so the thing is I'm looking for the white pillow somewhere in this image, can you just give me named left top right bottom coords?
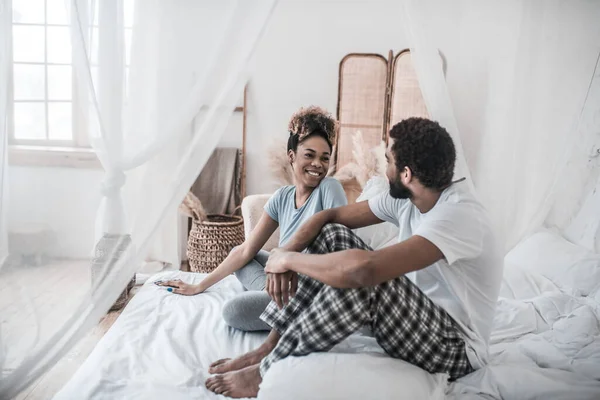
left=258, top=352, right=448, bottom=400
left=353, top=176, right=399, bottom=250
left=504, top=229, right=600, bottom=296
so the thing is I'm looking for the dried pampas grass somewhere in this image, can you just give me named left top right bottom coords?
left=179, top=191, right=207, bottom=221
left=267, top=138, right=294, bottom=186
left=334, top=131, right=387, bottom=188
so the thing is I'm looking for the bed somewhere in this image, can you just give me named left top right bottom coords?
left=53, top=258, right=600, bottom=400
left=54, top=191, right=600, bottom=400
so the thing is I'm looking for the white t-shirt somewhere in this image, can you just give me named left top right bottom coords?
left=368, top=181, right=502, bottom=369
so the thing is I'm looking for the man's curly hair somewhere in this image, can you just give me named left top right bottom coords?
left=389, top=117, right=456, bottom=190
left=287, top=106, right=338, bottom=152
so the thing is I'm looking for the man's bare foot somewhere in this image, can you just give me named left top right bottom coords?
left=209, top=330, right=279, bottom=374
left=206, top=364, right=262, bottom=398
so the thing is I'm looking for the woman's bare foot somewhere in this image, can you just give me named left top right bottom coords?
left=208, top=329, right=280, bottom=374
left=206, top=364, right=262, bottom=398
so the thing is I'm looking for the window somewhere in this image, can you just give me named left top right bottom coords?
left=9, top=0, right=134, bottom=150
left=11, top=0, right=78, bottom=146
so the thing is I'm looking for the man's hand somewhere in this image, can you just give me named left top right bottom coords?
left=265, top=247, right=291, bottom=274
left=266, top=248, right=298, bottom=308
left=155, top=279, right=203, bottom=296
left=266, top=271, right=298, bottom=309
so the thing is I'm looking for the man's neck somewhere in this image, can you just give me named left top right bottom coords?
left=410, top=188, right=443, bottom=214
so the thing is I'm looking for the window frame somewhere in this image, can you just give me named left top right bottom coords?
left=9, top=6, right=88, bottom=149
left=7, top=0, right=134, bottom=168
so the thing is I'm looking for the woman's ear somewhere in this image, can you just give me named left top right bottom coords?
left=288, top=149, right=295, bottom=164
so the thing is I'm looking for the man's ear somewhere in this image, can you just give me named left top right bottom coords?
left=403, top=166, right=413, bottom=182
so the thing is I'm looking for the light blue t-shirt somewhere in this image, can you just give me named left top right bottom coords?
left=264, top=177, right=347, bottom=246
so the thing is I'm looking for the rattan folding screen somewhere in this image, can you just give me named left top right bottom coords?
left=336, top=50, right=431, bottom=173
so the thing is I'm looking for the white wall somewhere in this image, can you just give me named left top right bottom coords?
left=9, top=0, right=599, bottom=258
left=8, top=1, right=404, bottom=257
left=246, top=0, right=405, bottom=195
left=8, top=119, right=243, bottom=259
left=8, top=166, right=104, bottom=259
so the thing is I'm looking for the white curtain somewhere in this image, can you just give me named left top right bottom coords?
left=0, top=0, right=277, bottom=398
left=403, top=0, right=600, bottom=253
left=0, top=0, right=9, bottom=268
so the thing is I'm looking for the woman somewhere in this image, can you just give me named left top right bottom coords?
left=156, top=106, right=347, bottom=331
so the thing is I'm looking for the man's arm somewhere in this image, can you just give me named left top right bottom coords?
left=270, top=235, right=443, bottom=288
left=283, top=201, right=383, bottom=252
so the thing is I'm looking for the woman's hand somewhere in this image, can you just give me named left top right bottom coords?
left=266, top=248, right=298, bottom=309
left=155, top=279, right=203, bottom=296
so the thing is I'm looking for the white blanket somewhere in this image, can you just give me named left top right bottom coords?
left=447, top=267, right=600, bottom=400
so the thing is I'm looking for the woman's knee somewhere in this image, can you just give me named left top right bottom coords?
left=222, top=297, right=245, bottom=328
left=222, top=293, right=272, bottom=331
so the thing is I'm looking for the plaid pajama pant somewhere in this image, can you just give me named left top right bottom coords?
left=259, top=223, right=473, bottom=381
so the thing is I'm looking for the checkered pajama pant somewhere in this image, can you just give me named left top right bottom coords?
left=259, top=223, right=473, bottom=381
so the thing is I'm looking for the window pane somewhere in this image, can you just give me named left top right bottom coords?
left=12, top=0, right=45, bottom=24
left=48, top=102, right=72, bottom=140
left=47, top=26, right=71, bottom=63
left=14, top=102, right=46, bottom=140
left=13, top=64, right=45, bottom=100
left=48, top=65, right=72, bottom=100
left=13, top=26, right=45, bottom=63
left=47, top=0, right=70, bottom=25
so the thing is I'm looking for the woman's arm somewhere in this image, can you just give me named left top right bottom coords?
left=161, top=211, right=278, bottom=295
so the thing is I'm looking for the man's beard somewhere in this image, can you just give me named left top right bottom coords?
left=389, top=178, right=412, bottom=199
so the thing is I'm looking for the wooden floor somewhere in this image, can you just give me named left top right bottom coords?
left=0, top=258, right=133, bottom=400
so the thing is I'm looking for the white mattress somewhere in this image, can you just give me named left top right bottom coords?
left=55, top=268, right=600, bottom=400
left=54, top=271, right=269, bottom=400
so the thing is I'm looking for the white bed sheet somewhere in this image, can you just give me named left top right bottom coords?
left=54, top=271, right=269, bottom=400
left=55, top=266, right=600, bottom=400
left=54, top=271, right=420, bottom=400
left=447, top=267, right=600, bottom=400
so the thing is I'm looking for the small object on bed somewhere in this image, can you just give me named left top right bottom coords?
left=181, top=191, right=244, bottom=273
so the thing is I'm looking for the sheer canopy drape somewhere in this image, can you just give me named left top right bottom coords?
left=0, top=1, right=277, bottom=398
left=0, top=0, right=9, bottom=268
left=403, top=0, right=600, bottom=252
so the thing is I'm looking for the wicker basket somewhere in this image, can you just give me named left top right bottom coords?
left=181, top=192, right=244, bottom=273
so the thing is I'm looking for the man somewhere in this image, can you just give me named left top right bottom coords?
left=206, top=117, right=502, bottom=398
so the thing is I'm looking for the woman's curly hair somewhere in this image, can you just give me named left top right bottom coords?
left=287, top=106, right=338, bottom=152
left=389, top=117, right=456, bottom=190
